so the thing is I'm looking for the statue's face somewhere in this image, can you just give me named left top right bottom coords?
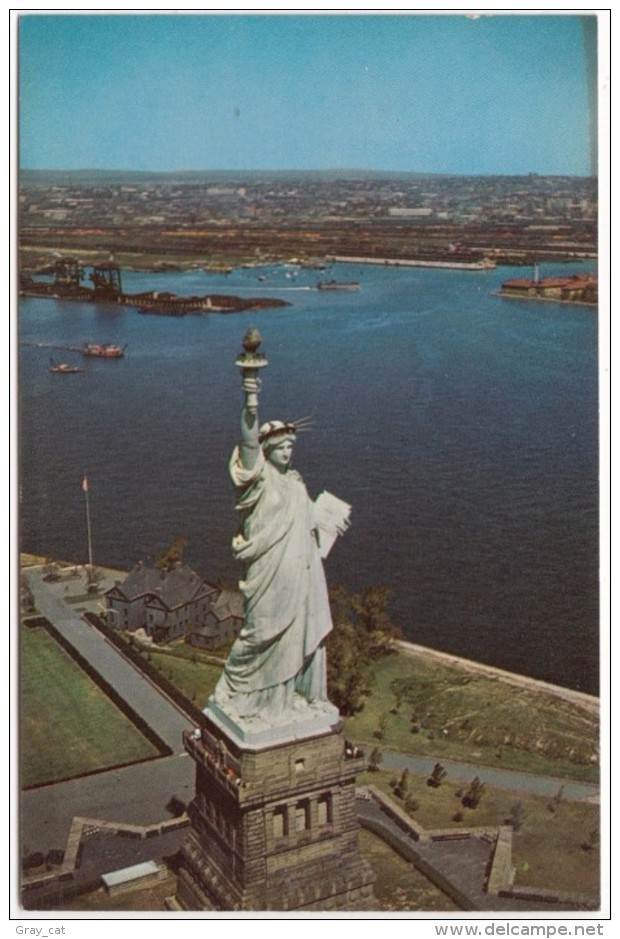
left=266, top=437, right=294, bottom=471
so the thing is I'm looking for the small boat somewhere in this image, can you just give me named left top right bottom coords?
left=82, top=342, right=126, bottom=358
left=50, top=358, right=84, bottom=374
left=317, top=280, right=360, bottom=291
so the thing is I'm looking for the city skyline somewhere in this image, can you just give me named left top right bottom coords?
left=17, top=12, right=599, bottom=177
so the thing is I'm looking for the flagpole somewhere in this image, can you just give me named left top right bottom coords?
left=83, top=473, right=93, bottom=572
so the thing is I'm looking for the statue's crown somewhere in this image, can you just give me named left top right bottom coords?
left=258, top=420, right=297, bottom=444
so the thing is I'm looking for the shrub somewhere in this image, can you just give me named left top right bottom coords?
left=462, top=776, right=485, bottom=809
left=426, top=762, right=447, bottom=788
left=394, top=769, right=410, bottom=799
left=505, top=802, right=527, bottom=832
left=404, top=795, right=420, bottom=814
left=22, top=852, right=45, bottom=871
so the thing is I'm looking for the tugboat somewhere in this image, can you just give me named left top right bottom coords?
left=82, top=343, right=126, bottom=358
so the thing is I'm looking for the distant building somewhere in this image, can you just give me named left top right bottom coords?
left=387, top=207, right=433, bottom=218
left=500, top=272, right=597, bottom=304
left=104, top=561, right=244, bottom=648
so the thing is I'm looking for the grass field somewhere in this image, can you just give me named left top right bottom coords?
left=143, top=647, right=222, bottom=709
left=344, top=652, right=599, bottom=784
left=360, top=767, right=599, bottom=897
left=20, top=625, right=160, bottom=787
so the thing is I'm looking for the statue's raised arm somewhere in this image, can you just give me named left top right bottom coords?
left=236, top=327, right=266, bottom=471
left=239, top=377, right=260, bottom=471
left=235, top=329, right=267, bottom=470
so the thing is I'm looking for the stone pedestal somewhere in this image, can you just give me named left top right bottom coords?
left=175, top=709, right=375, bottom=911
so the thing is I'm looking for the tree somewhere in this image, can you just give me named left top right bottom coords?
left=351, top=585, right=402, bottom=656
left=166, top=796, right=186, bottom=818
left=404, top=794, right=420, bottom=815
left=368, top=747, right=383, bottom=772
left=581, top=827, right=599, bottom=852
left=22, top=852, right=45, bottom=871
left=326, top=584, right=401, bottom=715
left=42, top=558, right=60, bottom=582
left=86, top=566, right=102, bottom=593
left=20, top=574, right=35, bottom=614
left=462, top=776, right=485, bottom=809
left=45, top=848, right=65, bottom=869
left=326, top=614, right=373, bottom=715
left=427, top=762, right=447, bottom=788
left=155, top=536, right=188, bottom=572
left=394, top=769, right=410, bottom=799
left=505, top=802, right=527, bottom=832
left=373, top=712, right=388, bottom=740
left=391, top=687, right=404, bottom=714
left=547, top=784, right=565, bottom=814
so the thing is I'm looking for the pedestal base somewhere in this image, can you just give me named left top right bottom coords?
left=175, top=711, right=375, bottom=911
left=205, top=696, right=341, bottom=749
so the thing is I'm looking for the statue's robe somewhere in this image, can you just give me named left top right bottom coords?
left=212, top=447, right=332, bottom=720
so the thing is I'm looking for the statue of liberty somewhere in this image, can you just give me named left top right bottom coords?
left=211, top=330, right=350, bottom=726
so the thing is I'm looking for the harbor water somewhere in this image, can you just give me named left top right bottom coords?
left=18, top=261, right=600, bottom=693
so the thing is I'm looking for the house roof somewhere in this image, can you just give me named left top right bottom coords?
left=106, top=560, right=216, bottom=610
left=503, top=273, right=597, bottom=290
left=211, top=589, right=244, bottom=622
left=186, top=589, right=245, bottom=636
left=106, top=561, right=162, bottom=601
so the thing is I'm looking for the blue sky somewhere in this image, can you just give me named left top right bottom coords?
left=18, top=12, right=597, bottom=175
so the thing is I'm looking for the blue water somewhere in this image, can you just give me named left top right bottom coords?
left=18, top=262, right=599, bottom=693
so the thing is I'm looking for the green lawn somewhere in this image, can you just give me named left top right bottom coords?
left=343, top=652, right=599, bottom=784
left=144, top=648, right=222, bottom=709
left=20, top=625, right=160, bottom=787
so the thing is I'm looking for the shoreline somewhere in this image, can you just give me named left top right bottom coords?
left=331, top=253, right=496, bottom=271
left=20, top=246, right=598, bottom=276
left=493, top=291, right=597, bottom=308
left=21, top=555, right=598, bottom=715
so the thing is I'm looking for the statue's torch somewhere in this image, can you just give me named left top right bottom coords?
left=235, top=328, right=268, bottom=414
